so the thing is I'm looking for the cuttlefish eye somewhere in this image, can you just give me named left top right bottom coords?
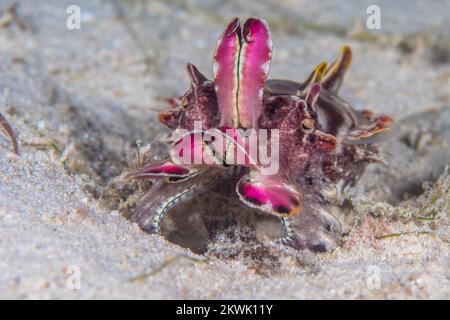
left=181, top=96, right=189, bottom=108
left=300, top=118, right=315, bottom=133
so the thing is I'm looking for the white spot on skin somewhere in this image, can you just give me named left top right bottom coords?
left=258, top=87, right=264, bottom=99
left=212, top=62, right=219, bottom=82
left=261, top=60, right=271, bottom=75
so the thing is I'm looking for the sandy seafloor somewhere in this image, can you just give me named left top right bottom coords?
left=0, top=0, right=449, bottom=299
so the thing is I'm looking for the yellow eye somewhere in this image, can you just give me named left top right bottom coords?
left=181, top=97, right=189, bottom=108
left=300, top=118, right=315, bottom=133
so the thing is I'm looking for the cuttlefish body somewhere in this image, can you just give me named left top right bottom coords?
left=129, top=18, right=392, bottom=252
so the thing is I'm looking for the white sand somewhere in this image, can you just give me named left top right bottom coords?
left=0, top=0, right=449, bottom=299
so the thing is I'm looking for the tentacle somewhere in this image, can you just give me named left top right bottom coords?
left=322, top=46, right=352, bottom=93
left=237, top=17, right=272, bottom=128
left=186, top=62, right=209, bottom=86
left=0, top=112, right=19, bottom=155
left=344, top=114, right=393, bottom=144
left=213, top=17, right=272, bottom=129
left=304, top=82, right=321, bottom=116
left=127, top=159, right=201, bottom=181
left=297, top=61, right=327, bottom=96
left=213, top=17, right=241, bottom=127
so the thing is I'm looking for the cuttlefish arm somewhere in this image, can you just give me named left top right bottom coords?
left=130, top=171, right=219, bottom=233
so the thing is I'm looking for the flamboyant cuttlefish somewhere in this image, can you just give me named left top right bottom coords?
left=129, top=17, right=392, bottom=252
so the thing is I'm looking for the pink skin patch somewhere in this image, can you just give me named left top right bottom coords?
left=172, top=133, right=205, bottom=165
left=237, top=172, right=302, bottom=217
left=238, top=18, right=272, bottom=129
left=213, top=18, right=241, bottom=127
left=170, top=127, right=257, bottom=167
left=131, top=159, right=191, bottom=179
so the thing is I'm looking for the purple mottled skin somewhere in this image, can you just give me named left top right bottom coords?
left=129, top=18, right=392, bottom=252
